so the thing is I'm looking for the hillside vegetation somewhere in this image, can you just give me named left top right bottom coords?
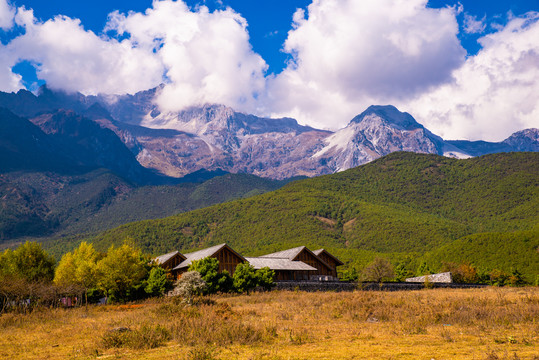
left=87, top=152, right=539, bottom=280
left=0, top=170, right=288, bottom=242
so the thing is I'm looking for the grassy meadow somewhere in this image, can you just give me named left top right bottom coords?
left=1, top=287, right=538, bottom=360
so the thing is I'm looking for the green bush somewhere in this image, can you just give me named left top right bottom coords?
left=255, top=267, right=275, bottom=291
left=145, top=267, right=172, bottom=296
left=189, top=257, right=231, bottom=294
left=233, top=263, right=257, bottom=293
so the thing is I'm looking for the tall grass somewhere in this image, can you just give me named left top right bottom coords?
left=0, top=288, right=537, bottom=359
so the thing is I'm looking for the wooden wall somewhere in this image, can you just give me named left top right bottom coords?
left=294, top=249, right=332, bottom=277
left=315, top=252, right=339, bottom=278
left=214, top=247, right=244, bottom=275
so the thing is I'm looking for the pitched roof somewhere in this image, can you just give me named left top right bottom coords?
left=313, top=249, right=344, bottom=266
left=260, top=246, right=333, bottom=271
left=153, top=250, right=185, bottom=265
left=260, top=246, right=306, bottom=260
left=245, top=257, right=317, bottom=271
left=173, top=243, right=245, bottom=270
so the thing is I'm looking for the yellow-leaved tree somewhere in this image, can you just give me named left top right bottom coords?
left=54, top=242, right=99, bottom=306
left=95, top=243, right=148, bottom=303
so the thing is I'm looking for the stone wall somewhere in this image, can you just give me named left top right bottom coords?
left=273, top=281, right=486, bottom=292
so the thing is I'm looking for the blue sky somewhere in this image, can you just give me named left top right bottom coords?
left=0, top=0, right=538, bottom=140
left=6, top=0, right=536, bottom=74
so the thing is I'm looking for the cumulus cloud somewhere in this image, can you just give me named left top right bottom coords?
left=0, top=0, right=266, bottom=112
left=106, top=0, right=267, bottom=113
left=0, top=0, right=22, bottom=92
left=406, top=12, right=539, bottom=141
left=0, top=51, right=21, bottom=92
left=0, top=0, right=537, bottom=142
left=0, top=0, right=14, bottom=30
left=463, top=13, right=486, bottom=34
left=263, top=0, right=465, bottom=130
left=6, top=6, right=163, bottom=95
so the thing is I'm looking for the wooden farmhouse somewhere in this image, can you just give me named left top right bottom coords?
left=312, top=249, right=344, bottom=278
left=171, top=243, right=246, bottom=278
left=152, top=250, right=186, bottom=271
left=259, top=246, right=336, bottom=280
left=245, top=257, right=317, bottom=281
left=154, top=244, right=343, bottom=282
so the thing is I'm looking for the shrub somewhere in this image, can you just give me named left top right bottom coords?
left=361, top=257, right=394, bottom=283
left=233, top=263, right=257, bottom=293
left=145, top=267, right=171, bottom=296
left=255, top=267, right=275, bottom=291
left=189, top=257, right=230, bottom=294
left=171, top=271, right=206, bottom=305
left=441, top=262, right=479, bottom=283
left=187, top=345, right=217, bottom=360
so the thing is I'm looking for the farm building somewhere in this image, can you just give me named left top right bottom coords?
left=152, top=250, right=186, bottom=271
left=260, top=246, right=336, bottom=280
left=312, top=249, right=344, bottom=278
left=245, top=257, right=317, bottom=281
left=171, top=243, right=246, bottom=278
left=154, top=244, right=343, bottom=281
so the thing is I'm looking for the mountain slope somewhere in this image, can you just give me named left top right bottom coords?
left=29, top=110, right=161, bottom=184
left=88, top=152, right=539, bottom=280
left=0, top=170, right=289, bottom=242
left=1, top=86, right=538, bottom=180
left=0, top=108, right=74, bottom=173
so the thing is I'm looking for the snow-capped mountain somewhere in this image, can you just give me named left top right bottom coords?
left=0, top=86, right=537, bottom=180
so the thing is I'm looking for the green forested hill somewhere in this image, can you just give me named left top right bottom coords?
left=0, top=170, right=289, bottom=243
left=84, top=152, right=539, bottom=280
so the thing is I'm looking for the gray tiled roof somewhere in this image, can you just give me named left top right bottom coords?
left=245, top=257, right=317, bottom=271
left=172, top=243, right=245, bottom=270
left=153, top=250, right=182, bottom=265
left=260, top=246, right=333, bottom=270
left=259, top=246, right=306, bottom=260
left=313, top=249, right=344, bottom=265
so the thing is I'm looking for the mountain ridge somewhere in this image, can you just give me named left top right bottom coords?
left=0, top=86, right=537, bottom=179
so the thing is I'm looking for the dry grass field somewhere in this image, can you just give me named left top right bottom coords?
left=1, top=287, right=538, bottom=360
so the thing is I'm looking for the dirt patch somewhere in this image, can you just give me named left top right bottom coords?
left=314, top=216, right=337, bottom=227
left=181, top=227, right=194, bottom=236
left=343, top=218, right=357, bottom=232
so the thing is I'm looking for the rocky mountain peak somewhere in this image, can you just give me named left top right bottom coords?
left=502, top=128, right=539, bottom=151
left=351, top=105, right=422, bottom=131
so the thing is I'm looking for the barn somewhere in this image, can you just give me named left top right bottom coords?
left=171, top=243, right=246, bottom=278
left=245, top=257, right=317, bottom=281
left=260, top=246, right=336, bottom=280
left=312, top=249, right=344, bottom=279
left=152, top=250, right=186, bottom=271
left=154, top=244, right=343, bottom=282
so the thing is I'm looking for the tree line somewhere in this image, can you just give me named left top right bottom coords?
left=343, top=257, right=531, bottom=286
left=0, top=241, right=275, bottom=314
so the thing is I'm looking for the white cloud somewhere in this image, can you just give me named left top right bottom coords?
left=106, top=0, right=267, bottom=113
left=0, top=51, right=21, bottom=92
left=0, top=1, right=21, bottom=92
left=263, top=0, right=465, bottom=130
left=463, top=13, right=486, bottom=34
left=0, top=0, right=267, bottom=114
left=0, top=0, right=14, bottom=30
left=406, top=12, right=539, bottom=141
left=0, top=0, right=537, bottom=142
left=6, top=7, right=163, bottom=95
